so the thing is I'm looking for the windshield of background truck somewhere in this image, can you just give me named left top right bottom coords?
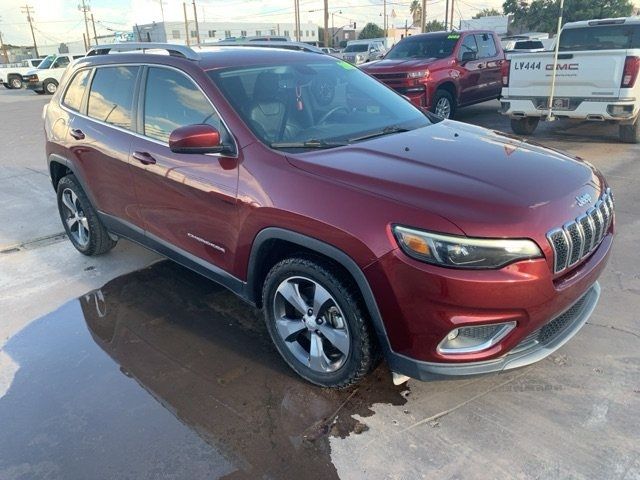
left=344, top=44, right=368, bottom=52
left=37, top=55, right=55, bottom=69
left=559, top=24, right=640, bottom=51
left=386, top=34, right=459, bottom=59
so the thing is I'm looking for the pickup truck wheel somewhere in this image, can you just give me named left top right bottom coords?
left=431, top=90, right=455, bottom=119
left=57, top=175, right=117, bottom=256
left=9, top=76, right=23, bottom=89
left=619, top=117, right=640, bottom=144
left=43, top=80, right=58, bottom=95
left=262, top=257, right=377, bottom=388
left=4, top=82, right=13, bottom=89
left=510, top=117, right=539, bottom=136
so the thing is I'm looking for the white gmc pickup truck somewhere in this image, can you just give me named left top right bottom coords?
left=500, top=17, right=640, bottom=143
left=23, top=54, right=84, bottom=95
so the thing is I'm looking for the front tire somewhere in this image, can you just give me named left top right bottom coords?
left=431, top=89, right=455, bottom=119
left=56, top=175, right=117, bottom=256
left=9, top=76, right=23, bottom=89
left=262, top=257, right=377, bottom=388
left=43, top=79, right=58, bottom=95
left=619, top=117, right=640, bottom=144
left=511, top=117, right=539, bottom=136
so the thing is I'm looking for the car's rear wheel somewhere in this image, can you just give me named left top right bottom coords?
left=262, top=257, right=377, bottom=388
left=619, top=117, right=640, bottom=144
left=9, top=76, right=23, bottom=89
left=431, top=89, right=455, bottom=119
left=56, top=175, right=117, bottom=256
left=510, top=117, right=539, bottom=136
left=43, top=79, right=57, bottom=95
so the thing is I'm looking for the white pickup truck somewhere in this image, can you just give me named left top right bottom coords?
left=23, top=53, right=84, bottom=95
left=500, top=17, right=640, bottom=143
left=0, top=58, right=42, bottom=89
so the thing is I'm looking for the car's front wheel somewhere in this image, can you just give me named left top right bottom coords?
left=511, top=117, right=539, bottom=136
left=431, top=89, right=455, bottom=119
left=9, top=76, right=23, bottom=89
left=56, top=175, right=117, bottom=256
left=43, top=79, right=58, bottom=94
left=262, top=257, right=377, bottom=388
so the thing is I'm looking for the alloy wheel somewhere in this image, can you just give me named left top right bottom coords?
left=46, top=82, right=57, bottom=94
left=61, top=188, right=90, bottom=247
left=10, top=78, right=22, bottom=89
left=273, top=276, right=350, bottom=373
left=435, top=97, right=451, bottom=119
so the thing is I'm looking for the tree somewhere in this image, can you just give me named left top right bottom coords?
left=410, top=0, right=422, bottom=26
left=425, top=20, right=446, bottom=32
left=473, top=8, right=501, bottom=18
left=503, top=0, right=633, bottom=33
left=358, top=22, right=385, bottom=39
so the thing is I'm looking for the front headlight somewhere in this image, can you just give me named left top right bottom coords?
left=356, top=54, right=364, bottom=61
left=393, top=226, right=542, bottom=269
left=407, top=70, right=429, bottom=79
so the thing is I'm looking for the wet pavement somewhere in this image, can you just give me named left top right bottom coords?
left=0, top=262, right=406, bottom=480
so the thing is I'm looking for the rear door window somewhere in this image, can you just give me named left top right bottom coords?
left=142, top=66, right=227, bottom=144
left=475, top=33, right=498, bottom=58
left=62, top=69, right=91, bottom=112
left=87, top=66, right=139, bottom=130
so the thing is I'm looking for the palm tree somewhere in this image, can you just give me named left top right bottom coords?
left=409, top=0, right=422, bottom=27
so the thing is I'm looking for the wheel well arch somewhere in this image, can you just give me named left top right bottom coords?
left=245, top=228, right=392, bottom=354
left=49, top=159, right=72, bottom=191
left=435, top=81, right=457, bottom=101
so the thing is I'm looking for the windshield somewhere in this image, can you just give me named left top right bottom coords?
left=559, top=25, right=640, bottom=51
left=37, top=55, right=55, bottom=69
left=386, top=34, right=459, bottom=59
left=208, top=60, right=430, bottom=149
left=344, top=44, right=368, bottom=52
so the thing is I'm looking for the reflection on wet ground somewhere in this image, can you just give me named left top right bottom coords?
left=0, top=262, right=406, bottom=480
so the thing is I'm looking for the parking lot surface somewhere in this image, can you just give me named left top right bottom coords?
left=0, top=88, right=638, bottom=479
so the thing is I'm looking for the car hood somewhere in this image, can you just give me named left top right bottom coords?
left=285, top=121, right=604, bottom=238
left=361, top=58, right=439, bottom=71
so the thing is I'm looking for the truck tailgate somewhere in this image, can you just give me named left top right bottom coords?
left=507, top=50, right=627, bottom=98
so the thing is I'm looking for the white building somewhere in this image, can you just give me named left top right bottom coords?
left=134, top=21, right=319, bottom=44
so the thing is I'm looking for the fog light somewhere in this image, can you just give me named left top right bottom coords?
left=438, top=322, right=516, bottom=355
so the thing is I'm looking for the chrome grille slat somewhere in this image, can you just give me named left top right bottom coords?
left=547, top=190, right=614, bottom=274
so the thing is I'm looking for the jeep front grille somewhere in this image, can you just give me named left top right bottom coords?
left=547, top=188, right=614, bottom=274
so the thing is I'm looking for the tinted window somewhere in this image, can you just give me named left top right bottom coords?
left=458, top=35, right=478, bottom=59
left=345, top=44, right=368, bottom=52
left=386, top=34, right=459, bottom=59
left=143, top=67, right=226, bottom=143
left=53, top=56, right=70, bottom=69
left=63, top=69, right=91, bottom=112
left=475, top=33, right=497, bottom=58
left=88, top=66, right=139, bottom=129
left=559, top=25, right=640, bottom=51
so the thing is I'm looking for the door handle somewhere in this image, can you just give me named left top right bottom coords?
left=69, top=128, right=85, bottom=140
left=132, top=151, right=156, bottom=165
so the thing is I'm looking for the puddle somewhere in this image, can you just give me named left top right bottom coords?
left=0, top=261, right=406, bottom=480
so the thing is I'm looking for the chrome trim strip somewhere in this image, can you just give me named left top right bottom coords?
left=563, top=220, right=583, bottom=267
left=547, top=227, right=568, bottom=273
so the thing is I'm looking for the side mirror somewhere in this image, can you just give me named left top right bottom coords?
left=460, top=51, right=477, bottom=63
left=169, top=124, right=229, bottom=154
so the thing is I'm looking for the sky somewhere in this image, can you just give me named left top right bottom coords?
left=0, top=0, right=507, bottom=46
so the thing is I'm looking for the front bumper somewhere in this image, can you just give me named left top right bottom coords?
left=391, top=282, right=599, bottom=380
left=26, top=80, right=43, bottom=91
left=501, top=97, right=639, bottom=122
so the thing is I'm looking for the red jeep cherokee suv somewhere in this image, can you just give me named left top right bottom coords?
left=361, top=30, right=505, bottom=118
left=44, top=43, right=614, bottom=388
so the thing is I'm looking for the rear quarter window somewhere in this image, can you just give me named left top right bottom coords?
left=62, top=69, right=91, bottom=112
left=87, top=66, right=139, bottom=130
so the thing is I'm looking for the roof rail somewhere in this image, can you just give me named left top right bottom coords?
left=85, top=43, right=200, bottom=61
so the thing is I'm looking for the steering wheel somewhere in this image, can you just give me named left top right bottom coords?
left=317, top=106, right=350, bottom=125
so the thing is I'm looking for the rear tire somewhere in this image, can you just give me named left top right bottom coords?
left=510, top=117, right=539, bottom=136
left=56, top=175, right=117, bottom=256
left=43, top=79, right=58, bottom=95
left=619, top=117, right=640, bottom=144
left=431, top=89, right=455, bottom=119
left=262, top=257, right=378, bottom=388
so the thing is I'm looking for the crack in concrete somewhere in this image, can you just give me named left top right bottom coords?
left=586, top=322, right=640, bottom=340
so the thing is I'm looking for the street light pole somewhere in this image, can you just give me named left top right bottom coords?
left=192, top=0, right=201, bottom=45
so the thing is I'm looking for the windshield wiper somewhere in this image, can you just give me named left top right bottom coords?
left=270, top=139, right=349, bottom=149
left=349, top=126, right=411, bottom=143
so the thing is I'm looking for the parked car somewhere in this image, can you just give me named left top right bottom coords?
left=44, top=42, right=614, bottom=388
left=501, top=17, right=640, bottom=143
left=342, top=40, right=386, bottom=65
left=212, top=40, right=324, bottom=54
left=361, top=30, right=505, bottom=118
left=501, top=32, right=550, bottom=53
left=0, top=58, right=42, bottom=89
left=321, top=47, right=342, bottom=58
left=24, top=54, right=84, bottom=94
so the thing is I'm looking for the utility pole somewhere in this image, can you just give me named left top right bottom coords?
left=78, top=0, right=91, bottom=48
left=293, top=0, right=301, bottom=41
left=192, top=0, right=201, bottom=45
left=445, top=0, right=449, bottom=30
left=323, top=0, right=329, bottom=47
left=21, top=5, right=39, bottom=57
left=404, top=19, right=408, bottom=38
left=420, top=0, right=426, bottom=33
left=90, top=13, right=98, bottom=45
left=159, top=0, right=165, bottom=23
left=450, top=0, right=455, bottom=30
left=183, top=2, right=190, bottom=46
left=383, top=0, right=387, bottom=38
left=0, top=31, right=9, bottom=64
